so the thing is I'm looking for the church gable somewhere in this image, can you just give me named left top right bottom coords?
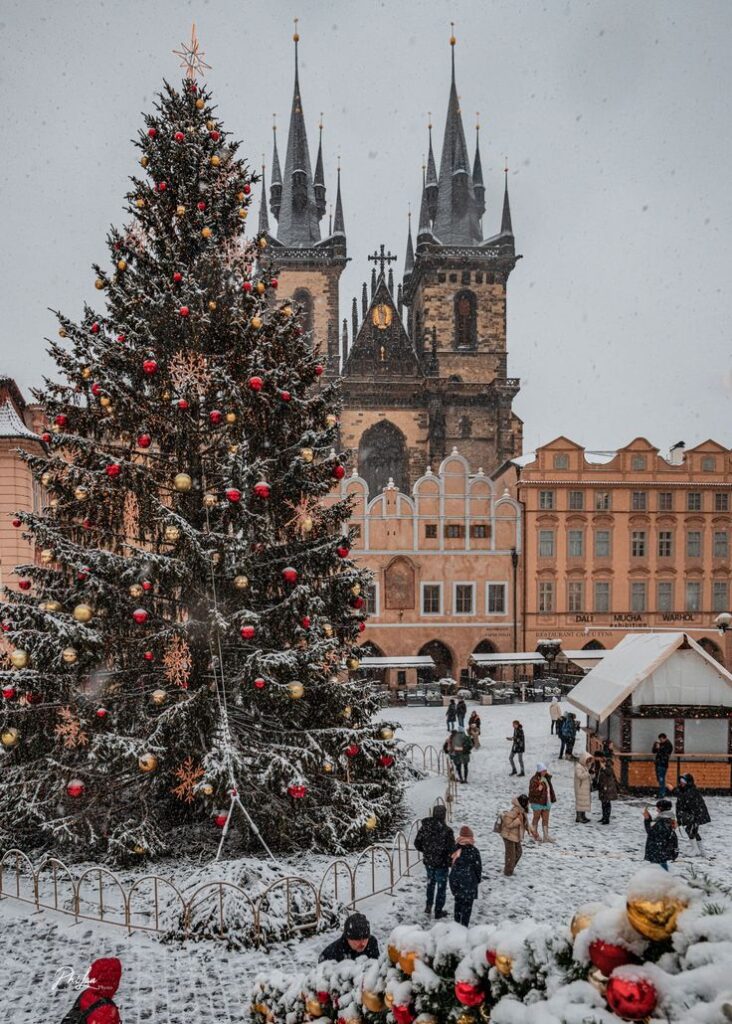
left=343, top=278, right=423, bottom=379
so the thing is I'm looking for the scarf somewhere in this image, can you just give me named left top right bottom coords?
left=451, top=836, right=474, bottom=865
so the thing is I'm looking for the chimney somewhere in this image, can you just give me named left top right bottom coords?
left=669, top=441, right=685, bottom=466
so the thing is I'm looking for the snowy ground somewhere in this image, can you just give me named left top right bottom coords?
left=3, top=700, right=728, bottom=1022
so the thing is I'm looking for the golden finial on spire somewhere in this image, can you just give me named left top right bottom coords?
left=504, top=156, right=509, bottom=174
left=428, top=110, right=432, bottom=130
left=476, top=112, right=480, bottom=131
left=293, top=16, right=300, bottom=42
left=450, top=21, right=456, bottom=46
left=272, top=113, right=277, bottom=133
left=173, top=23, right=211, bottom=80
left=319, top=112, right=324, bottom=132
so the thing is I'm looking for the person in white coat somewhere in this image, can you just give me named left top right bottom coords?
left=573, top=750, right=593, bottom=824
left=549, top=697, right=562, bottom=735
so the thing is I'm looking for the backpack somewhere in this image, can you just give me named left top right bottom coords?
left=62, top=995, right=114, bottom=1024
left=492, top=811, right=505, bottom=834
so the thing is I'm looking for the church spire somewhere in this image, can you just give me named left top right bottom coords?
left=269, top=116, right=282, bottom=221
left=472, top=114, right=485, bottom=219
left=404, top=208, right=415, bottom=275
left=332, top=159, right=345, bottom=236
left=425, top=115, right=438, bottom=221
left=417, top=171, right=435, bottom=248
left=258, top=158, right=270, bottom=235
left=313, top=114, right=326, bottom=219
left=501, top=159, right=513, bottom=236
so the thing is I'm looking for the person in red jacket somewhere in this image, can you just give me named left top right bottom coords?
left=62, top=957, right=121, bottom=1024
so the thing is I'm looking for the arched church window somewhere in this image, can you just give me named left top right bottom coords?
left=384, top=557, right=415, bottom=610
left=358, top=419, right=409, bottom=497
left=293, top=288, right=314, bottom=341
left=454, top=290, right=477, bottom=350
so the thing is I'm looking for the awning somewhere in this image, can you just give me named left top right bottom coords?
left=360, top=656, right=435, bottom=668
left=560, top=650, right=607, bottom=671
left=470, top=652, right=546, bottom=666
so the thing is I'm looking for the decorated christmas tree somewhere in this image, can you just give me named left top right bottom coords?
left=0, top=67, right=404, bottom=864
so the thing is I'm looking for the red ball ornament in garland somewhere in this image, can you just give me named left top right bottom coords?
left=137, top=433, right=152, bottom=449
left=209, top=409, right=223, bottom=425
left=253, top=481, right=271, bottom=499
left=91, top=383, right=102, bottom=396
left=82, top=518, right=92, bottom=530
left=379, top=754, right=395, bottom=768
left=179, top=306, right=190, bottom=318
left=588, top=940, right=636, bottom=976
left=282, top=567, right=298, bottom=584
left=157, top=181, right=167, bottom=192
left=455, top=981, right=485, bottom=1007
left=279, top=390, right=292, bottom=402
left=106, top=464, right=121, bottom=478
left=605, top=974, right=658, bottom=1020
left=142, top=358, right=158, bottom=376
left=243, top=183, right=251, bottom=195
left=240, top=625, right=255, bottom=640
left=55, top=414, right=68, bottom=427
left=90, top=322, right=100, bottom=334
left=314, top=364, right=324, bottom=376
left=253, top=677, right=266, bottom=690
left=392, top=1005, right=415, bottom=1024
left=332, top=463, right=346, bottom=480
left=66, top=779, right=85, bottom=798
left=96, top=707, right=108, bottom=719
left=287, top=784, right=308, bottom=799
left=270, top=278, right=278, bottom=289
left=147, top=127, right=157, bottom=138
left=177, top=398, right=189, bottom=410
left=12, top=517, right=21, bottom=528
left=1, top=622, right=11, bottom=632
left=26, top=691, right=41, bottom=704
left=174, top=131, right=185, bottom=142
left=301, top=616, right=311, bottom=629
left=242, top=280, right=253, bottom=293
left=143, top=651, right=155, bottom=662
left=77, top=567, right=90, bottom=581
left=2, top=686, right=16, bottom=700
left=132, top=608, right=149, bottom=625
left=225, top=488, right=241, bottom=503
left=351, top=596, right=364, bottom=609
left=117, top=333, right=126, bottom=343
left=358, top=621, right=366, bottom=633
left=172, top=271, right=183, bottom=283
left=336, top=544, right=350, bottom=559
left=214, top=812, right=227, bottom=828
left=345, top=743, right=360, bottom=758
left=141, top=580, right=153, bottom=592
left=209, top=129, right=220, bottom=141
left=248, top=375, right=263, bottom=391
left=41, top=432, right=52, bottom=443
left=18, top=579, right=31, bottom=591
left=485, top=949, right=497, bottom=966
left=197, top=201, right=206, bottom=211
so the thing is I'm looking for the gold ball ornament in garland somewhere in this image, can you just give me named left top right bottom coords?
left=133, top=845, right=146, bottom=855
left=41, top=471, right=52, bottom=486
left=626, top=895, right=687, bottom=941
left=397, top=950, right=418, bottom=975
left=174, top=473, right=193, bottom=492
left=80, top=368, right=91, bottom=381
left=300, top=447, right=314, bottom=463
left=256, top=281, right=266, bottom=294
left=201, top=226, right=212, bottom=239
left=61, top=647, right=78, bottom=665
left=387, top=944, right=400, bottom=964
left=164, top=525, right=181, bottom=543
left=323, top=622, right=334, bottom=637
left=322, top=760, right=334, bottom=774
left=117, top=259, right=127, bottom=272
left=238, top=207, right=247, bottom=219
left=40, top=548, right=55, bottom=564
left=1, top=727, right=20, bottom=748
left=457, top=1014, right=478, bottom=1024
left=58, top=327, right=68, bottom=337
left=347, top=657, right=361, bottom=671
left=288, top=682, right=304, bottom=700
left=380, top=726, right=395, bottom=740
left=99, top=396, right=111, bottom=408
left=304, top=996, right=324, bottom=1017
left=325, top=413, right=338, bottom=428
left=233, top=575, right=249, bottom=590
left=494, top=953, right=513, bottom=977
left=384, top=991, right=394, bottom=1009
left=195, top=97, right=205, bottom=109
left=361, top=990, right=384, bottom=1013
left=140, top=156, right=149, bottom=168
left=73, top=604, right=94, bottom=623
left=225, top=412, right=237, bottom=424
left=570, top=908, right=599, bottom=939
left=202, top=493, right=217, bottom=509
left=129, top=583, right=144, bottom=598
left=135, top=199, right=145, bottom=209
left=176, top=204, right=186, bottom=216
left=258, top=237, right=267, bottom=249
left=200, top=783, right=214, bottom=796
left=251, top=316, right=263, bottom=329
left=281, top=305, right=293, bottom=317
left=74, top=485, right=89, bottom=499
left=365, top=815, right=378, bottom=831
left=342, top=705, right=352, bottom=719
left=94, top=278, right=105, bottom=290
left=43, top=600, right=62, bottom=613
left=138, top=753, right=158, bottom=773
left=210, top=155, right=220, bottom=167
left=208, top=300, right=217, bottom=311
left=151, top=690, right=167, bottom=706
left=351, top=583, right=361, bottom=596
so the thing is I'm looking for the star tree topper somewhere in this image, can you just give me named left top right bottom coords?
left=173, top=23, right=211, bottom=80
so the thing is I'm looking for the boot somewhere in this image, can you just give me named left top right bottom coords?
left=509, top=769, right=517, bottom=776
left=518, top=771, right=525, bottom=776
left=434, top=909, right=448, bottom=919
left=698, top=840, right=708, bottom=859
left=575, top=812, right=582, bottom=823
left=424, top=904, right=432, bottom=915
left=581, top=813, right=590, bottom=823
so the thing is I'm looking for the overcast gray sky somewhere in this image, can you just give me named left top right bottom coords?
left=2, top=0, right=731, bottom=455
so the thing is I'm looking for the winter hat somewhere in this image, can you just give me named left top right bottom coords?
left=87, top=958, right=122, bottom=997
left=656, top=799, right=673, bottom=812
left=536, top=762, right=548, bottom=773
left=432, top=804, right=447, bottom=821
left=458, top=825, right=474, bottom=839
left=343, top=912, right=371, bottom=940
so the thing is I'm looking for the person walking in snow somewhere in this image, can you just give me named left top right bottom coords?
left=456, top=698, right=467, bottom=730
left=499, top=794, right=533, bottom=875
left=507, top=719, right=525, bottom=776
left=468, top=710, right=481, bottom=750
left=643, top=800, right=678, bottom=871
left=652, top=733, right=674, bottom=798
left=549, top=696, right=562, bottom=735
left=573, top=751, right=593, bottom=823
left=447, top=727, right=473, bottom=783
left=446, top=699, right=457, bottom=733
left=528, top=764, right=557, bottom=842
left=414, top=804, right=455, bottom=918
left=673, top=774, right=711, bottom=857
left=449, top=825, right=482, bottom=926
left=60, top=957, right=122, bottom=1024
left=319, top=913, right=379, bottom=962
left=596, top=756, right=619, bottom=824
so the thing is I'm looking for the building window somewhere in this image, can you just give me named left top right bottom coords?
left=686, top=531, right=702, bottom=558
left=687, top=492, right=702, bottom=511
left=454, top=583, right=475, bottom=614
left=594, top=581, right=610, bottom=613
left=553, top=453, right=569, bottom=469
left=685, top=581, right=702, bottom=613
left=567, top=581, right=584, bottom=612
left=714, top=492, right=729, bottom=512
left=631, top=530, right=647, bottom=557
left=631, top=491, right=647, bottom=511
left=539, top=490, right=555, bottom=510
left=631, top=581, right=647, bottom=613
left=657, top=581, right=674, bottom=613
left=713, top=531, right=728, bottom=558
left=364, top=584, right=378, bottom=616
left=538, top=530, right=555, bottom=557
left=594, top=529, right=611, bottom=558
left=595, top=491, right=611, bottom=511
left=424, top=523, right=437, bottom=539
left=454, top=290, right=477, bottom=350
left=701, top=456, right=716, bottom=472
left=421, top=583, right=442, bottom=615
left=657, top=531, right=673, bottom=558
left=568, top=490, right=584, bottom=510
left=713, top=580, right=729, bottom=612
left=658, top=492, right=673, bottom=511
left=631, top=454, right=647, bottom=471
left=486, top=583, right=507, bottom=614
left=568, top=529, right=584, bottom=557
left=470, top=524, right=489, bottom=539
left=445, top=524, right=466, bottom=539
left=538, top=581, right=554, bottom=613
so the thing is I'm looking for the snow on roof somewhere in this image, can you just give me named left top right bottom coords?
left=470, top=652, right=546, bottom=665
left=568, top=632, right=732, bottom=721
left=0, top=396, right=38, bottom=440
left=583, top=450, right=617, bottom=465
left=360, top=656, right=435, bottom=668
left=561, top=649, right=607, bottom=664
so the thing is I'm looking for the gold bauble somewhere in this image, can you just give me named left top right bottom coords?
left=570, top=910, right=596, bottom=939
left=206, top=121, right=215, bottom=131
left=250, top=316, right=263, bottom=330
left=387, top=944, right=400, bottom=964
left=74, top=486, right=89, bottom=500
left=133, top=845, right=146, bottom=855
left=347, top=657, right=361, bottom=671
left=210, top=155, right=220, bottom=167
left=73, top=604, right=93, bottom=623
left=380, top=727, right=394, bottom=741
left=129, top=584, right=143, bottom=598
left=225, top=411, right=237, bottom=424
left=99, top=396, right=111, bottom=408
left=495, top=954, right=513, bottom=977
left=281, top=305, right=293, bottom=318
left=351, top=583, right=361, bottom=596
left=228, top=444, right=239, bottom=455
left=1, top=727, right=20, bottom=748
left=365, top=815, right=378, bottom=831
left=201, top=226, right=213, bottom=239
left=323, top=760, right=334, bottom=774
left=238, top=208, right=247, bottom=219
left=288, top=681, right=304, bottom=700
left=457, top=1014, right=477, bottom=1024
left=176, top=204, right=186, bottom=216
left=361, top=989, right=384, bottom=1013
left=61, top=647, right=78, bottom=665
left=342, top=705, right=352, bottom=719
left=626, top=895, right=687, bottom=941
left=201, top=782, right=214, bottom=796
left=208, top=300, right=217, bottom=311
left=203, top=493, right=217, bottom=508
left=304, top=997, right=324, bottom=1016
left=161, top=390, right=171, bottom=401
left=323, top=623, right=334, bottom=637
left=80, top=368, right=92, bottom=381
left=138, top=752, right=158, bottom=773
left=94, top=278, right=105, bottom=290
left=256, top=281, right=266, bottom=295
left=195, top=97, right=205, bottom=109
left=236, top=189, right=245, bottom=201
left=135, top=199, right=145, bottom=209
left=397, top=950, right=417, bottom=975
left=58, top=327, right=68, bottom=338
left=41, top=471, right=52, bottom=486
left=300, top=447, right=314, bottom=463
left=233, top=575, right=249, bottom=590
left=325, top=413, right=337, bottom=428
left=258, top=237, right=267, bottom=249
left=140, top=155, right=149, bottom=167
left=117, top=259, right=127, bottom=272
left=51, top=424, right=60, bottom=434
left=164, top=525, right=181, bottom=542
left=151, top=689, right=167, bottom=706
left=302, top=516, right=314, bottom=533
left=40, top=548, right=55, bottom=564
left=10, top=650, right=29, bottom=669
left=174, top=472, right=193, bottom=492
left=384, top=991, right=394, bottom=1009
left=586, top=965, right=608, bottom=996
left=44, top=600, right=62, bottom=613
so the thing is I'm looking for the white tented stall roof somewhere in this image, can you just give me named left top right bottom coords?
left=470, top=652, right=546, bottom=666
left=568, top=632, right=732, bottom=722
left=562, top=649, right=607, bottom=671
left=360, top=656, right=435, bottom=668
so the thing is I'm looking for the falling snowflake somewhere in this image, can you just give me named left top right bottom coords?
left=163, top=635, right=192, bottom=689
left=171, top=756, right=205, bottom=803
left=284, top=495, right=323, bottom=538
left=169, top=350, right=210, bottom=395
left=54, top=707, right=88, bottom=749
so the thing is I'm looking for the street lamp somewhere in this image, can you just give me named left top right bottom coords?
left=536, top=638, right=561, bottom=701
left=714, top=612, right=732, bottom=636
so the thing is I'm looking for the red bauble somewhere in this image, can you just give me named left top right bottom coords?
left=197, top=201, right=206, bottom=211
left=248, top=375, right=263, bottom=390
left=243, top=183, right=251, bottom=195
left=82, top=518, right=92, bottom=530
left=392, top=1005, right=415, bottom=1024
left=177, top=398, right=189, bottom=410
left=317, top=992, right=329, bottom=1005
left=209, top=409, right=223, bottom=425
left=1, top=622, right=10, bottom=632
left=345, top=743, right=360, bottom=758
left=314, top=364, right=324, bottom=376
left=174, top=131, right=185, bottom=142
left=141, top=580, right=153, bottom=592
left=106, top=464, right=121, bottom=478
left=41, top=432, right=52, bottom=443
left=485, top=949, right=497, bottom=966
left=91, top=383, right=102, bottom=396
left=287, top=784, right=308, bottom=799
left=336, top=545, right=350, bottom=559
left=209, top=130, right=220, bottom=141
left=137, top=433, right=152, bottom=448
left=588, top=940, right=635, bottom=976
left=332, top=464, right=345, bottom=480
left=11, top=517, right=21, bottom=528
left=132, top=608, right=149, bottom=625
left=66, top=779, right=85, bottom=798
left=77, top=567, right=90, bottom=581
left=117, top=333, right=126, bottom=343
left=26, top=691, right=41, bottom=704
left=351, top=596, right=364, bottom=609
left=242, top=281, right=253, bottom=293
left=2, top=686, right=16, bottom=700
left=157, top=181, right=167, bottom=192
left=379, top=755, right=395, bottom=768
left=143, top=651, right=155, bottom=662
left=142, top=359, right=158, bottom=375
left=279, top=390, right=292, bottom=402
left=358, top=621, right=366, bottom=632
left=253, top=481, right=271, bottom=499
left=179, top=306, right=190, bottom=318
left=254, top=677, right=266, bottom=690
left=18, top=579, right=31, bottom=591
left=90, top=322, right=100, bottom=334
left=225, top=488, right=241, bottom=503
left=300, top=616, right=311, bottom=629
left=214, top=813, right=228, bottom=828
left=172, top=271, right=183, bottom=283
left=270, top=278, right=278, bottom=289
left=54, top=414, right=68, bottom=427
left=96, top=707, right=108, bottom=719
left=282, top=567, right=298, bottom=584
left=147, top=127, right=157, bottom=138
left=605, top=975, right=658, bottom=1020
left=455, top=981, right=485, bottom=1007
left=240, top=625, right=255, bottom=640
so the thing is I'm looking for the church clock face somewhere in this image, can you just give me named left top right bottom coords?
left=372, top=303, right=393, bottom=330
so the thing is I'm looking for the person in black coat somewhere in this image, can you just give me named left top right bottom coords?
left=456, top=698, right=467, bottom=729
left=652, top=733, right=674, bottom=798
left=673, top=773, right=711, bottom=857
left=446, top=699, right=457, bottom=732
left=507, top=720, right=525, bottom=776
left=318, top=913, right=379, bottom=962
left=414, top=804, right=455, bottom=918
left=449, top=825, right=482, bottom=926
left=643, top=800, right=678, bottom=871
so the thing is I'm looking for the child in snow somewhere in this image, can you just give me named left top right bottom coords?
left=499, top=794, right=532, bottom=875
left=673, top=773, right=711, bottom=857
left=449, top=825, right=482, bottom=926
left=528, top=764, right=557, bottom=842
left=61, top=957, right=121, bottom=1024
left=643, top=800, right=678, bottom=871
left=468, top=710, right=481, bottom=749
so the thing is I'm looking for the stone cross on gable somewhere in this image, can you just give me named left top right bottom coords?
left=367, top=244, right=398, bottom=278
